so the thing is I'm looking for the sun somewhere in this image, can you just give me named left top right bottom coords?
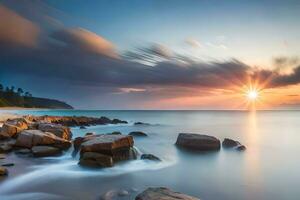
left=247, top=90, right=259, bottom=101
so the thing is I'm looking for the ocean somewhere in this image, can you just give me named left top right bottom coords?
left=0, top=110, right=299, bottom=200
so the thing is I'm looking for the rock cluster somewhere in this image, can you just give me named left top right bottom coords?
left=175, top=133, right=246, bottom=152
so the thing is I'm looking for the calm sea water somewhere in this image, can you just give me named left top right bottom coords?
left=0, top=110, right=300, bottom=200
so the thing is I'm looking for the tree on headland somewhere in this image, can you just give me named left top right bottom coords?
left=17, top=88, right=24, bottom=96
left=0, top=84, right=3, bottom=92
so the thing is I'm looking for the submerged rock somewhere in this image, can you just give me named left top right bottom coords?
left=222, top=138, right=246, bottom=151
left=32, top=146, right=62, bottom=157
left=135, top=187, right=200, bottom=200
left=129, top=131, right=148, bottom=137
left=175, top=133, right=220, bottom=151
left=100, top=189, right=129, bottom=200
left=0, top=143, right=13, bottom=153
left=134, top=122, right=150, bottom=126
left=80, top=126, right=86, bottom=129
left=141, top=154, right=161, bottom=161
left=222, top=138, right=240, bottom=148
left=0, top=167, right=8, bottom=176
left=236, top=145, right=246, bottom=151
left=14, top=148, right=31, bottom=154
left=15, top=130, right=71, bottom=150
left=1, top=163, right=14, bottom=167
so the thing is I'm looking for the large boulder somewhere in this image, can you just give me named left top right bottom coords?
left=135, top=187, right=200, bottom=200
left=32, top=146, right=62, bottom=157
left=15, top=130, right=71, bottom=150
left=175, top=133, right=220, bottom=151
left=79, top=134, right=136, bottom=167
left=38, top=123, right=72, bottom=140
left=0, top=118, right=29, bottom=139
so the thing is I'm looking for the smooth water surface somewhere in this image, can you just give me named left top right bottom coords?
left=0, top=110, right=299, bottom=200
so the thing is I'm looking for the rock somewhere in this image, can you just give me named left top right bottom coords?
left=135, top=187, right=200, bottom=200
left=0, top=118, right=29, bottom=139
left=0, top=167, right=8, bottom=176
left=175, top=133, right=220, bottom=151
left=111, top=119, right=128, bottom=124
left=79, top=134, right=136, bottom=167
left=1, top=163, right=14, bottom=167
left=80, top=126, right=86, bottom=129
left=118, top=189, right=129, bottom=196
left=141, top=154, right=161, bottom=161
left=80, top=134, right=134, bottom=154
left=79, top=152, right=113, bottom=167
left=100, top=189, right=129, bottom=200
left=236, top=145, right=246, bottom=151
left=110, top=131, right=122, bottom=135
left=129, top=131, right=148, bottom=137
left=0, top=154, right=5, bottom=159
left=85, top=132, right=95, bottom=136
left=15, top=130, right=71, bottom=150
left=32, top=146, right=62, bottom=157
left=14, top=148, right=31, bottom=154
left=134, top=122, right=150, bottom=126
left=0, top=142, right=13, bottom=153
left=38, top=123, right=72, bottom=140
left=222, top=138, right=240, bottom=148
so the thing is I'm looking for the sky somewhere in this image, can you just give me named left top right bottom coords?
left=0, top=0, right=300, bottom=109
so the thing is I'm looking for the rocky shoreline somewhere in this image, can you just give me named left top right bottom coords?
left=0, top=114, right=246, bottom=200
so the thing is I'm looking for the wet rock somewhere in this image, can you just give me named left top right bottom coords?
left=111, top=119, right=128, bottom=124
left=15, top=130, right=71, bottom=150
left=85, top=132, right=95, bottom=136
left=141, top=154, right=161, bottom=161
left=175, top=133, right=220, bottom=151
left=79, top=134, right=136, bottom=167
left=32, top=146, right=62, bottom=157
left=38, top=123, right=72, bottom=140
left=14, top=148, right=31, bottom=154
left=236, top=145, right=246, bottom=151
left=0, top=118, right=29, bottom=139
left=135, top=187, right=200, bottom=200
left=110, top=131, right=122, bottom=135
left=129, top=131, right=148, bottom=137
left=79, top=152, right=113, bottom=167
left=118, top=189, right=129, bottom=196
left=1, top=163, right=14, bottom=167
left=0, top=167, right=8, bottom=176
left=80, top=126, right=86, bottom=129
left=134, top=122, right=150, bottom=126
left=0, top=154, right=5, bottom=159
left=222, top=138, right=240, bottom=148
left=0, top=143, right=13, bottom=153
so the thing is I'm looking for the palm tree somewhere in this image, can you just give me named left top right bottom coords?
left=17, top=88, right=24, bottom=96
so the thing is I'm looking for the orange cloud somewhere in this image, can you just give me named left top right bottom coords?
left=0, top=5, right=40, bottom=47
left=51, top=28, right=118, bottom=58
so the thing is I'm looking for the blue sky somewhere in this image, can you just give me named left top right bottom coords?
left=44, top=0, right=300, bottom=66
left=1, top=0, right=300, bottom=109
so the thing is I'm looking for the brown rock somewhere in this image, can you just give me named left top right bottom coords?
left=32, top=146, right=62, bottom=157
left=0, top=167, right=8, bottom=176
left=79, top=152, right=113, bottom=167
left=15, top=130, right=71, bottom=150
left=175, top=133, right=220, bottom=151
left=0, top=118, right=29, bottom=138
left=135, top=187, right=200, bottom=200
left=38, top=123, right=72, bottom=140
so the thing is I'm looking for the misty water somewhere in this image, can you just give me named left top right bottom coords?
left=0, top=110, right=299, bottom=200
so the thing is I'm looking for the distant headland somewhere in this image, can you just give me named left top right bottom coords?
left=0, top=83, right=73, bottom=109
